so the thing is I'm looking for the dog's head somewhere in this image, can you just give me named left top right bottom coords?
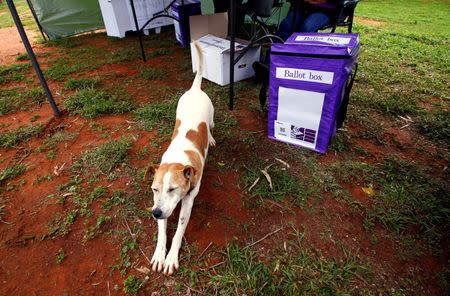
left=146, top=163, right=196, bottom=219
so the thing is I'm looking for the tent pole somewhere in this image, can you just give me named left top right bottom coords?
left=25, top=0, right=47, bottom=41
left=6, top=0, right=61, bottom=117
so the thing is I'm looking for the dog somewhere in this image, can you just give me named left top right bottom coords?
left=144, top=41, right=215, bottom=275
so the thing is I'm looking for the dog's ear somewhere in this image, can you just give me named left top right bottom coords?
left=143, top=164, right=159, bottom=182
left=183, top=165, right=196, bottom=181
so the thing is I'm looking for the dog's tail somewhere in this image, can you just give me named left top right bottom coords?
left=191, top=41, right=203, bottom=90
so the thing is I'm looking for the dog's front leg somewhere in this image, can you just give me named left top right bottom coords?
left=163, top=191, right=197, bottom=275
left=151, top=218, right=167, bottom=272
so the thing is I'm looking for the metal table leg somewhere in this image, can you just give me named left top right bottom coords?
left=228, top=0, right=236, bottom=110
left=6, top=0, right=60, bottom=117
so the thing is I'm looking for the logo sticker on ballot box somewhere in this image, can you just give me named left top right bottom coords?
left=274, top=87, right=325, bottom=149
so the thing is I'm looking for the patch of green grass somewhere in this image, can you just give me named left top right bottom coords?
left=0, top=164, right=26, bottom=183
left=366, top=157, right=449, bottom=247
left=139, top=68, right=167, bottom=80
left=40, top=131, right=76, bottom=151
left=64, top=77, right=100, bottom=90
left=112, top=236, right=138, bottom=276
left=147, top=48, right=174, bottom=58
left=133, top=99, right=177, bottom=135
left=108, top=47, right=140, bottom=64
left=73, top=137, right=133, bottom=176
left=416, top=109, right=450, bottom=142
left=0, top=124, right=44, bottom=148
left=46, top=150, right=56, bottom=160
left=0, top=88, right=46, bottom=115
left=0, top=62, right=31, bottom=84
left=123, top=275, right=143, bottom=294
left=43, top=38, right=83, bottom=49
left=205, top=242, right=369, bottom=295
left=102, top=190, right=127, bottom=211
left=331, top=156, right=449, bottom=250
left=0, top=0, right=37, bottom=29
left=64, top=88, right=134, bottom=118
left=242, top=164, right=307, bottom=206
left=46, top=210, right=78, bottom=238
left=16, top=53, right=29, bottom=61
left=45, top=60, right=79, bottom=81
left=56, top=248, right=66, bottom=264
left=83, top=214, right=112, bottom=242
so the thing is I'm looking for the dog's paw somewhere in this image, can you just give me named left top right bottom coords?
left=163, top=252, right=179, bottom=275
left=209, top=136, right=216, bottom=147
left=150, top=248, right=166, bottom=273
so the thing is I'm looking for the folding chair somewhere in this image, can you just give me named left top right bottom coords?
left=319, top=0, right=359, bottom=33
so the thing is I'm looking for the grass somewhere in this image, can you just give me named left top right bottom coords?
left=182, top=227, right=370, bottom=295
left=330, top=156, right=449, bottom=250
left=139, top=68, right=167, bottom=80
left=0, top=0, right=37, bottom=29
left=73, top=137, right=133, bottom=177
left=352, top=0, right=449, bottom=143
left=0, top=63, right=31, bottom=84
left=64, top=88, right=134, bottom=118
left=123, top=275, right=143, bottom=294
left=56, top=248, right=66, bottom=264
left=46, top=210, right=78, bottom=238
left=0, top=124, right=44, bottom=148
left=416, top=109, right=450, bottom=142
left=242, top=163, right=307, bottom=206
left=133, top=98, right=178, bottom=135
left=64, top=77, right=100, bottom=90
left=0, top=164, right=26, bottom=183
left=40, top=131, right=76, bottom=151
left=0, top=88, right=46, bottom=115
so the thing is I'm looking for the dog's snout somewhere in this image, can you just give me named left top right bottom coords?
left=152, top=208, right=163, bottom=219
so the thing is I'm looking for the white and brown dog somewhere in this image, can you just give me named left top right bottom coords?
left=145, top=42, right=214, bottom=275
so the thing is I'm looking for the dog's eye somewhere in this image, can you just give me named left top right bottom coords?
left=168, top=187, right=177, bottom=193
left=152, top=188, right=159, bottom=193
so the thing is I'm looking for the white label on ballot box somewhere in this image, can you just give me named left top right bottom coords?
left=274, top=87, right=325, bottom=149
left=294, top=35, right=351, bottom=45
left=276, top=67, right=334, bottom=85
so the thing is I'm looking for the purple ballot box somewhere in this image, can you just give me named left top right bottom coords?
left=268, top=33, right=360, bottom=153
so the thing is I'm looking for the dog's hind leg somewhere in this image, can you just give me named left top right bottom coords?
left=208, top=128, right=216, bottom=147
left=151, top=218, right=167, bottom=272
left=163, top=188, right=198, bottom=275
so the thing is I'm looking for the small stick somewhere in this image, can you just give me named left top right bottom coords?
left=274, top=158, right=290, bottom=168
left=107, top=281, right=111, bottom=296
left=197, top=242, right=213, bottom=261
left=200, top=260, right=225, bottom=271
left=247, top=177, right=260, bottom=192
left=123, top=217, right=151, bottom=265
left=123, top=217, right=135, bottom=239
left=244, top=227, right=284, bottom=249
left=138, top=244, right=152, bottom=266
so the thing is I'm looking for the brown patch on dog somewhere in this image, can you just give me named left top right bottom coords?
left=186, top=122, right=208, bottom=157
left=184, top=150, right=203, bottom=186
left=143, top=164, right=159, bottom=183
left=151, top=163, right=192, bottom=194
left=172, top=119, right=181, bottom=140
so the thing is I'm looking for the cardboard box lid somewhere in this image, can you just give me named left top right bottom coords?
left=197, top=34, right=248, bottom=53
left=189, top=12, right=228, bottom=41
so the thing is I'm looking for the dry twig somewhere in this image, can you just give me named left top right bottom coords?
left=244, top=226, right=284, bottom=249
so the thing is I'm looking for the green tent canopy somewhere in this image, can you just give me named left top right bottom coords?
left=31, top=0, right=104, bottom=39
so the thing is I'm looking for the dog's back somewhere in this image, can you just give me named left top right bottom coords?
left=161, top=42, right=214, bottom=164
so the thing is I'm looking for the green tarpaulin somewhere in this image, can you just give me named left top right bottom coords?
left=31, top=0, right=104, bottom=39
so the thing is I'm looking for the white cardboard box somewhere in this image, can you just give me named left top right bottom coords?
left=189, top=13, right=261, bottom=86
